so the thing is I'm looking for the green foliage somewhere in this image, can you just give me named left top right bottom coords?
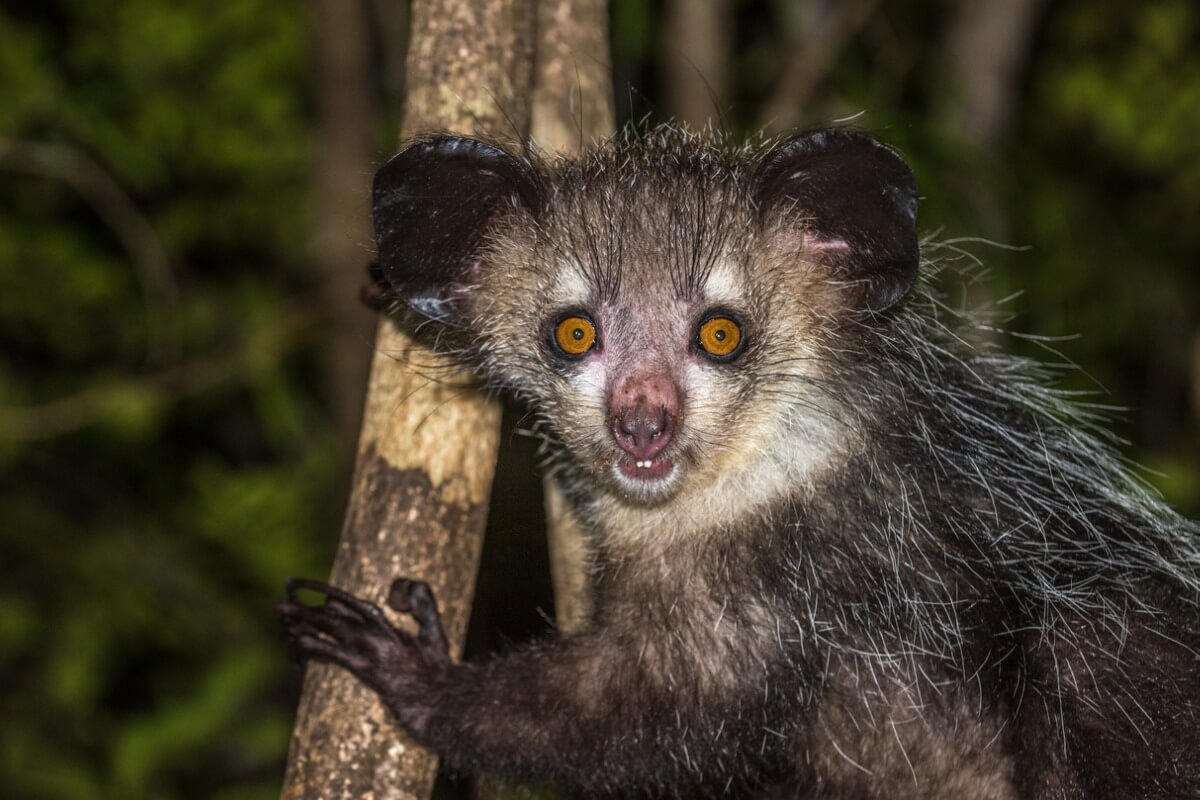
left=1008, top=1, right=1200, bottom=508
left=0, top=1, right=329, bottom=797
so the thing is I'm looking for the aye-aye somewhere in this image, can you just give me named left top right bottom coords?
left=279, top=128, right=1200, bottom=799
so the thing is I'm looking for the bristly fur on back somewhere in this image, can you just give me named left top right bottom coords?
left=788, top=246, right=1200, bottom=794
left=287, top=125, right=1200, bottom=799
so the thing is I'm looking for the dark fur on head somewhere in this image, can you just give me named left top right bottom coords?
left=285, top=126, right=1200, bottom=799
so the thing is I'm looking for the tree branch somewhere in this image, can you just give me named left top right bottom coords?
left=661, top=0, right=732, bottom=130
left=529, top=0, right=614, bottom=636
left=944, top=0, right=1047, bottom=152
left=310, top=0, right=379, bottom=444
left=280, top=1, right=537, bottom=798
left=757, top=0, right=881, bottom=133
left=530, top=0, right=614, bottom=153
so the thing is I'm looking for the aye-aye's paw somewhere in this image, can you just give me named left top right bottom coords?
left=278, top=577, right=452, bottom=730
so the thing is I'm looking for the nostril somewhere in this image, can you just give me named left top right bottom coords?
left=612, top=405, right=674, bottom=459
left=612, top=414, right=636, bottom=447
left=618, top=414, right=640, bottom=439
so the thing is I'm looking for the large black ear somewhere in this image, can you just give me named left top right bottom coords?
left=370, top=136, right=541, bottom=321
left=754, top=129, right=918, bottom=313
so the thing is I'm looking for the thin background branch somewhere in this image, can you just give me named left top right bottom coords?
left=0, top=137, right=179, bottom=362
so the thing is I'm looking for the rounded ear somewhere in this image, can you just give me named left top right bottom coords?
left=371, top=136, right=542, bottom=322
left=754, top=129, right=919, bottom=313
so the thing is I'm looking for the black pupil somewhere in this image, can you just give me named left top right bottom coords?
left=572, top=327, right=584, bottom=341
left=713, top=328, right=726, bottom=342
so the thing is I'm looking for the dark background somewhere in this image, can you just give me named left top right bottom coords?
left=1, top=1, right=1198, bottom=797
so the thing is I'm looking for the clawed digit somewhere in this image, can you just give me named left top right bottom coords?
left=278, top=576, right=451, bottom=680
left=388, top=578, right=450, bottom=657
left=286, top=578, right=390, bottom=626
left=278, top=578, right=417, bottom=680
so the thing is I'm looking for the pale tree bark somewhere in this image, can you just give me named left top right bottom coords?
left=280, top=2, right=536, bottom=799
left=531, top=0, right=614, bottom=155
left=530, top=0, right=614, bottom=635
left=661, top=0, right=731, bottom=130
left=311, top=0, right=378, bottom=446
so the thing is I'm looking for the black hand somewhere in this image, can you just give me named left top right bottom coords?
left=278, top=577, right=452, bottom=736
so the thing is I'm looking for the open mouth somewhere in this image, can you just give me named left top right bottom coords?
left=616, top=453, right=674, bottom=481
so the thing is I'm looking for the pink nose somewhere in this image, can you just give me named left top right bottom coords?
left=609, top=373, right=679, bottom=460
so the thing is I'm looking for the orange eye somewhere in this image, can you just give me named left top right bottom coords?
left=697, top=316, right=743, bottom=360
left=553, top=314, right=597, bottom=356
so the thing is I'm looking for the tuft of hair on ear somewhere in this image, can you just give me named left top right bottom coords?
left=754, top=128, right=919, bottom=313
left=370, top=135, right=543, bottom=324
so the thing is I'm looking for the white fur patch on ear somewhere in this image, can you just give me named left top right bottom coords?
left=548, top=261, right=592, bottom=306
left=702, top=260, right=746, bottom=306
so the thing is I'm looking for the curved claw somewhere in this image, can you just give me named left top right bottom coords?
left=285, top=577, right=396, bottom=627
left=286, top=577, right=358, bottom=607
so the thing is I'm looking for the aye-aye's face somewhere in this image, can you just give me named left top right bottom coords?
left=369, top=131, right=918, bottom=508
left=468, top=180, right=844, bottom=507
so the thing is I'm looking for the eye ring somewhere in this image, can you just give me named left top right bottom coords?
left=695, top=313, right=745, bottom=362
left=551, top=312, right=599, bottom=358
